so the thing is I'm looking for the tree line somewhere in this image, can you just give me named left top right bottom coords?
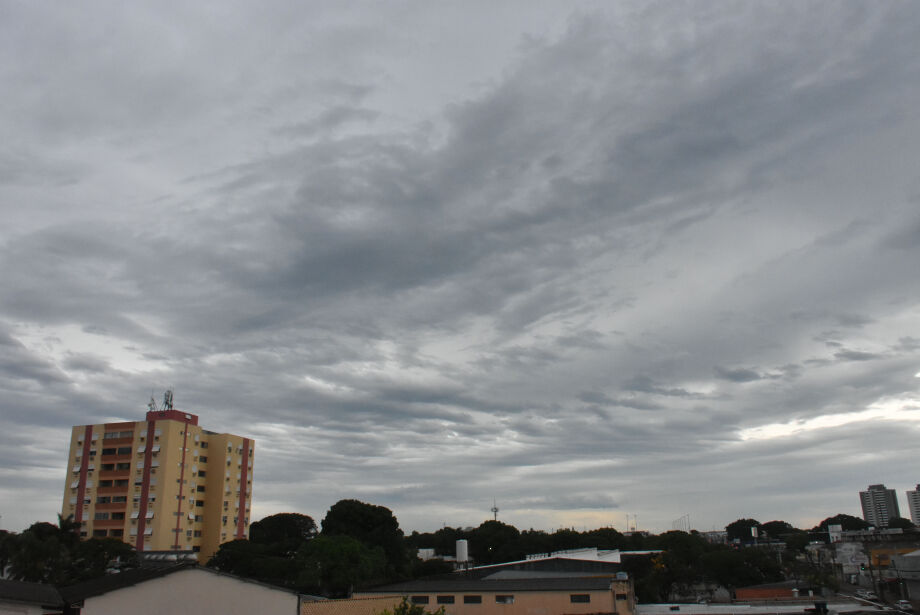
left=0, top=515, right=137, bottom=585
left=4, top=502, right=915, bottom=601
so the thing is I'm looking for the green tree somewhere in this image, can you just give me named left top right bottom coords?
left=468, top=521, right=521, bottom=564
left=760, top=520, right=794, bottom=539
left=814, top=513, right=869, bottom=531
left=700, top=546, right=781, bottom=589
left=782, top=529, right=811, bottom=552
left=725, top=518, right=762, bottom=543
left=582, top=526, right=626, bottom=550
left=812, top=514, right=869, bottom=537
left=209, top=539, right=270, bottom=576
left=321, top=500, right=408, bottom=576
left=297, top=534, right=387, bottom=597
left=71, top=538, right=138, bottom=581
left=517, top=529, right=552, bottom=557
left=250, top=513, right=317, bottom=554
left=886, top=517, right=915, bottom=530
left=6, top=516, right=87, bottom=585
left=0, top=530, right=14, bottom=575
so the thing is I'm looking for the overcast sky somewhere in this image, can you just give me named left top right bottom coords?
left=2, top=1, right=920, bottom=536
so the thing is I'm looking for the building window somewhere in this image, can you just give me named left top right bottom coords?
left=93, top=529, right=107, bottom=537
left=615, top=594, right=628, bottom=601
left=96, top=496, right=111, bottom=504
left=196, top=500, right=204, bottom=507
left=101, top=447, right=117, bottom=455
left=194, top=530, right=202, bottom=537
left=198, top=470, right=207, bottom=477
left=196, top=486, right=206, bottom=493
left=200, top=442, right=208, bottom=449
left=410, top=596, right=429, bottom=605
left=116, top=462, right=131, bottom=471
left=464, top=596, right=482, bottom=604
left=570, top=595, right=590, bottom=603
left=101, top=463, right=115, bottom=471
left=199, top=456, right=208, bottom=463
left=104, top=431, right=134, bottom=439
left=117, top=446, right=132, bottom=455
left=495, top=596, right=514, bottom=605
left=112, top=512, right=125, bottom=520
left=110, top=529, right=123, bottom=537
left=94, top=512, right=110, bottom=520
left=436, top=596, right=455, bottom=604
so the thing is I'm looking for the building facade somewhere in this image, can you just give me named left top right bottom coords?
left=356, top=577, right=634, bottom=615
left=60, top=564, right=301, bottom=615
left=860, top=484, right=900, bottom=527
left=61, top=406, right=253, bottom=563
left=907, top=485, right=920, bottom=526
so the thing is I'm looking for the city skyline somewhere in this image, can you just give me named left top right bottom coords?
left=2, top=2, right=920, bottom=535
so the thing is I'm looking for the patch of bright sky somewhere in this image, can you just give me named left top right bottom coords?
left=738, top=393, right=920, bottom=441
left=13, top=322, right=165, bottom=374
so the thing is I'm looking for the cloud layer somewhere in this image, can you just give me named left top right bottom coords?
left=2, top=1, right=920, bottom=534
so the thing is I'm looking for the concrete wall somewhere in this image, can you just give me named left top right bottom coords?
left=80, top=568, right=297, bottom=615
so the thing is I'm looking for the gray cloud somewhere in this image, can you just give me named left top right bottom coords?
left=2, top=1, right=920, bottom=535
left=714, top=366, right=764, bottom=383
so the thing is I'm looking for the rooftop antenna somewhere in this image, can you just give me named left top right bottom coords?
left=148, top=392, right=159, bottom=412
left=626, top=513, right=638, bottom=533
left=672, top=514, right=691, bottom=533
left=163, top=389, right=174, bottom=410
left=491, top=499, right=499, bottom=522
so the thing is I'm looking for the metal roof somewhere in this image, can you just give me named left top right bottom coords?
left=363, top=577, right=617, bottom=593
left=0, top=578, right=63, bottom=608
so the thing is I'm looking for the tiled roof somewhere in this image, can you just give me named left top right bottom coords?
left=0, top=578, right=63, bottom=608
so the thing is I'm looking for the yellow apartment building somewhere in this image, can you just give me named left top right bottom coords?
left=61, top=403, right=254, bottom=563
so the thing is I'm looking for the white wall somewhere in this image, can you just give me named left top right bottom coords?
left=82, top=567, right=298, bottom=615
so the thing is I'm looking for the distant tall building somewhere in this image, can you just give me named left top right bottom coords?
left=859, top=484, right=900, bottom=527
left=907, top=485, right=920, bottom=525
left=62, top=399, right=254, bottom=563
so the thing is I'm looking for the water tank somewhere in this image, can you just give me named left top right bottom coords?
left=456, top=539, right=469, bottom=562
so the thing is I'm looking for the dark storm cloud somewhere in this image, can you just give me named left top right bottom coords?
left=2, top=1, right=920, bottom=533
